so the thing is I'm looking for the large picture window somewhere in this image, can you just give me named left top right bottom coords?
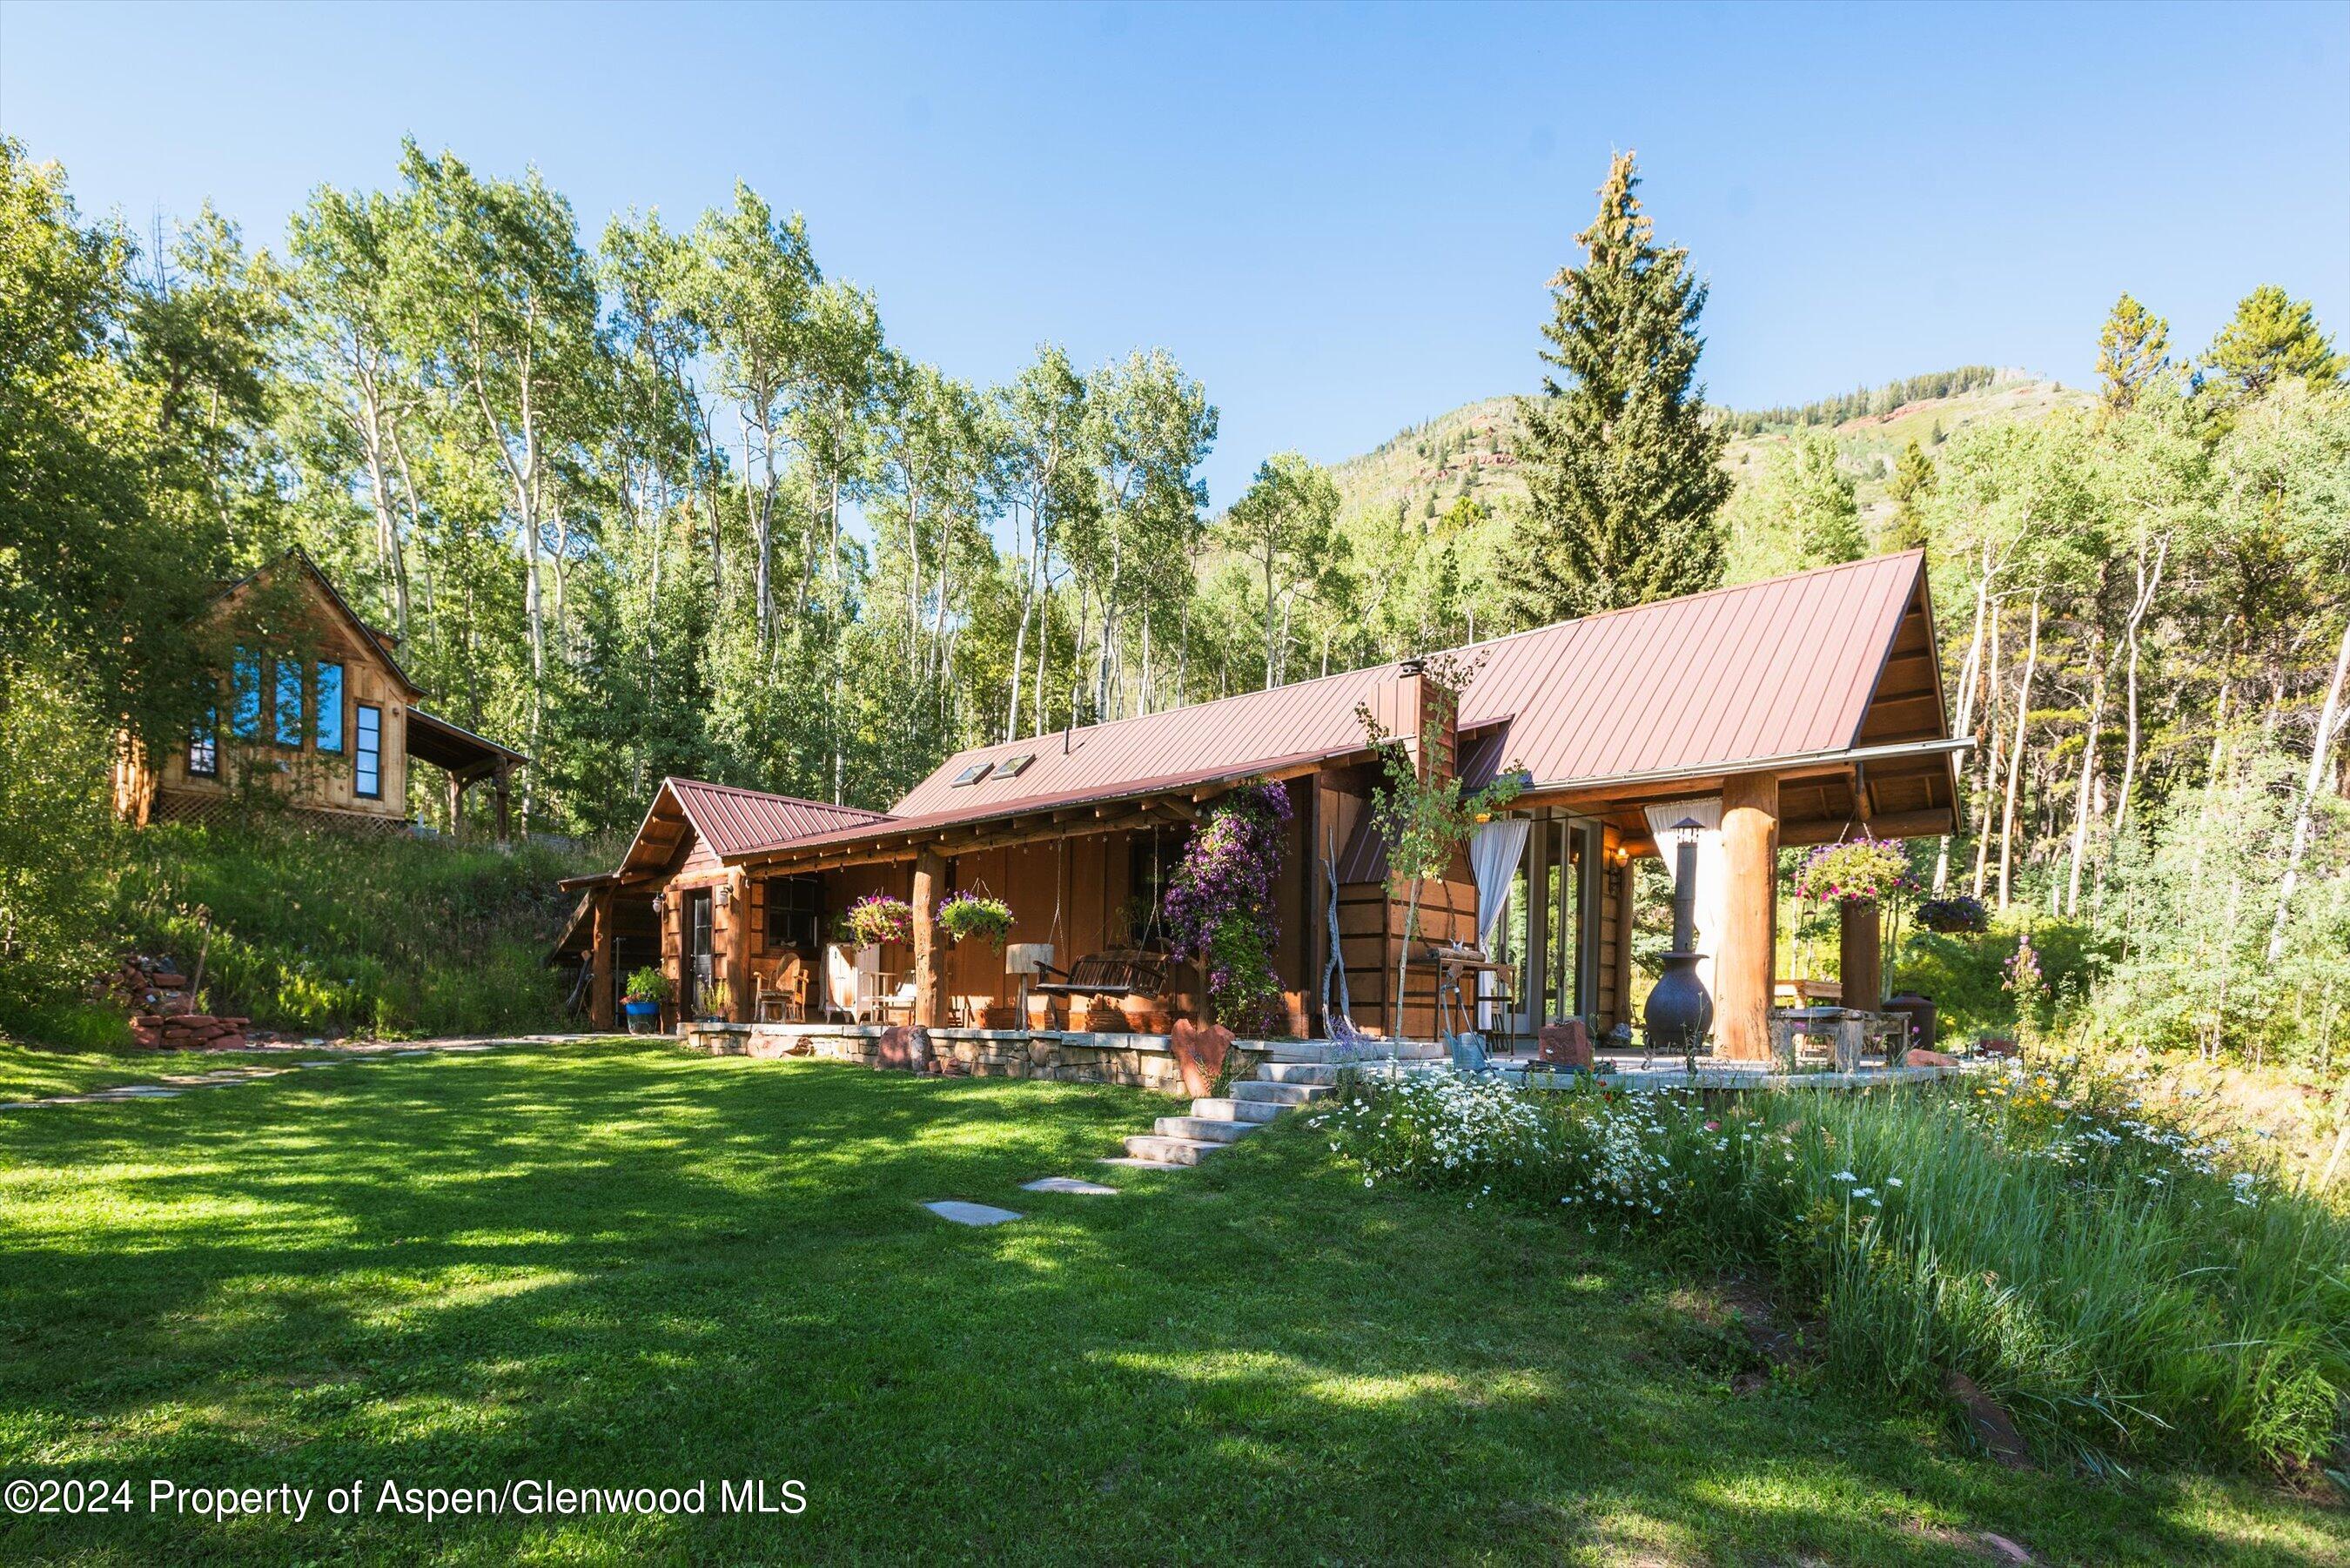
left=355, top=703, right=382, bottom=798
left=314, top=661, right=344, bottom=753
left=230, top=651, right=261, bottom=739
left=274, top=660, right=305, bottom=747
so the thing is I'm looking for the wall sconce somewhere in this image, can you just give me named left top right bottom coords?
left=715, top=884, right=732, bottom=909
left=650, top=893, right=666, bottom=916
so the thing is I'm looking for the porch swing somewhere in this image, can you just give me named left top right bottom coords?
left=1025, top=823, right=1171, bottom=1029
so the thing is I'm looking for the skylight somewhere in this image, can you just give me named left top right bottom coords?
left=995, top=754, right=1035, bottom=778
left=950, top=761, right=994, bottom=787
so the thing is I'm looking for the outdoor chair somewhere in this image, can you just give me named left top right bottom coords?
left=755, top=956, right=805, bottom=1022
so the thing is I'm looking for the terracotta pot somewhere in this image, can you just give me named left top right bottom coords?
left=1171, top=1020, right=1233, bottom=1099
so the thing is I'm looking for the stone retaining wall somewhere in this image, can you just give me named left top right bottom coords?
left=678, top=1022, right=1268, bottom=1096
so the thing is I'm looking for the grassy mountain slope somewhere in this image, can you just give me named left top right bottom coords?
left=1330, top=371, right=2092, bottom=533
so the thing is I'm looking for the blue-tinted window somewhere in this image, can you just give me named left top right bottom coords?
left=315, top=662, right=345, bottom=753
left=355, top=704, right=382, bottom=798
left=188, top=711, right=218, bottom=777
left=231, top=652, right=261, bottom=739
left=274, top=661, right=304, bottom=747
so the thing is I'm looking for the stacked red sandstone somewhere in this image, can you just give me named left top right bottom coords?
left=103, top=955, right=250, bottom=1051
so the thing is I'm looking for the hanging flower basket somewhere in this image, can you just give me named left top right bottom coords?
left=1915, top=895, right=1990, bottom=935
left=846, top=894, right=913, bottom=949
left=1792, top=834, right=1914, bottom=907
left=937, top=891, right=1014, bottom=948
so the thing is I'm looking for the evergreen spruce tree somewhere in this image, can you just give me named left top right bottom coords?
left=1882, top=438, right=1936, bottom=551
left=2199, top=285, right=2347, bottom=406
left=1501, top=151, right=1730, bottom=625
left=2095, top=291, right=2171, bottom=415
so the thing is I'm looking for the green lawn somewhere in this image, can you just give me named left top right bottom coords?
left=0, top=1041, right=2340, bottom=1565
left=0, top=1040, right=295, bottom=1102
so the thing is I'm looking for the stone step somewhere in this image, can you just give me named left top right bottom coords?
left=1231, top=1079, right=1332, bottom=1106
left=1259, top=1039, right=1445, bottom=1064
left=1259, top=1062, right=1340, bottom=1085
left=1119, top=1134, right=1226, bottom=1165
left=1154, top=1115, right=1258, bottom=1143
left=1192, top=1096, right=1282, bottom=1123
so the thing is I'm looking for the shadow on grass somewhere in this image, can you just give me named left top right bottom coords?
left=0, top=1042, right=2339, bottom=1565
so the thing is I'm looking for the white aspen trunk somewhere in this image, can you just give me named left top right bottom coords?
left=2065, top=628, right=2109, bottom=915
left=2265, top=608, right=2350, bottom=963
left=1972, top=597, right=2005, bottom=901
left=1996, top=592, right=2041, bottom=910
left=2111, top=534, right=2169, bottom=845
left=1932, top=561, right=1991, bottom=894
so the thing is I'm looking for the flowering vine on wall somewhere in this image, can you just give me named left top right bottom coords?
left=1164, top=779, right=1291, bottom=1034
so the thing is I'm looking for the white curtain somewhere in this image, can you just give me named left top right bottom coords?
left=1644, top=797, right=1726, bottom=999
left=1468, top=819, right=1532, bottom=948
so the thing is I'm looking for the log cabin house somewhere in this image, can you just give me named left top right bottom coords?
left=555, top=552, right=1961, bottom=1066
left=112, top=551, right=530, bottom=838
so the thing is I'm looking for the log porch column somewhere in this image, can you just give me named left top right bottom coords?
left=1716, top=771, right=1780, bottom=1061
left=589, top=888, right=614, bottom=1031
left=1612, top=857, right=1637, bottom=1034
left=1839, top=897, right=1883, bottom=1013
left=912, top=848, right=946, bottom=1028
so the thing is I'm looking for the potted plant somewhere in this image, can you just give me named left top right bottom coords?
left=621, top=967, right=669, bottom=1035
left=937, top=891, right=1013, bottom=948
left=1791, top=834, right=1914, bottom=908
left=1915, top=894, right=1990, bottom=935
left=845, top=893, right=913, bottom=950
left=702, top=976, right=734, bottom=1023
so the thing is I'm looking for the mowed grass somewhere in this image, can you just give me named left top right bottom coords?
left=0, top=1042, right=2340, bottom=1566
left=0, top=1040, right=295, bottom=1102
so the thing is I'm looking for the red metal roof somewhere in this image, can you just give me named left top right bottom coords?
left=665, top=778, right=890, bottom=857
left=891, top=553, right=1930, bottom=819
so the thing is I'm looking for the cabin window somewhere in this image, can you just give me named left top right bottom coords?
left=950, top=761, right=993, bottom=787
left=274, top=660, right=305, bottom=747
left=314, top=662, right=345, bottom=753
left=230, top=652, right=262, bottom=739
left=762, top=875, right=823, bottom=954
left=188, top=711, right=218, bottom=778
left=355, top=703, right=382, bottom=798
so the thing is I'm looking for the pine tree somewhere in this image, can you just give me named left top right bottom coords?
left=2199, top=285, right=2347, bottom=406
left=2095, top=291, right=2170, bottom=415
left=1882, top=438, right=1936, bottom=551
left=1501, top=151, right=1729, bottom=625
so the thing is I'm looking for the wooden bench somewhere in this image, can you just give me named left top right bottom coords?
left=1029, top=948, right=1167, bottom=1002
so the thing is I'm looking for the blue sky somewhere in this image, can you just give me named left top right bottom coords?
left=3, top=0, right=2345, bottom=508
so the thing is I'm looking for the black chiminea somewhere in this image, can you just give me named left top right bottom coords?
left=1643, top=818, right=1714, bottom=1059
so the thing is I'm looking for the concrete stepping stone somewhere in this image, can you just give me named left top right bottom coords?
left=923, top=1200, right=1023, bottom=1226
left=1021, top=1176, right=1118, bottom=1196
left=1098, top=1156, right=1187, bottom=1171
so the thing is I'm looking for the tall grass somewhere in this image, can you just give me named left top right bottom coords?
left=1315, top=1062, right=2350, bottom=1475
left=97, top=821, right=605, bottom=1038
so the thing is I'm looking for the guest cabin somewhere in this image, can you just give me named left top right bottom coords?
left=554, top=552, right=1961, bottom=1055
left=112, top=551, right=529, bottom=838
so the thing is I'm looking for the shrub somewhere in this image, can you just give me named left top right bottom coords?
left=623, top=966, right=668, bottom=1002
left=1314, top=1059, right=2350, bottom=1474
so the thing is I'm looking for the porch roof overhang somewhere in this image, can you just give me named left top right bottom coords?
left=407, top=707, right=530, bottom=781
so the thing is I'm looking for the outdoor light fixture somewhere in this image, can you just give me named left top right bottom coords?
left=651, top=893, right=666, bottom=916
left=715, top=884, right=732, bottom=909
